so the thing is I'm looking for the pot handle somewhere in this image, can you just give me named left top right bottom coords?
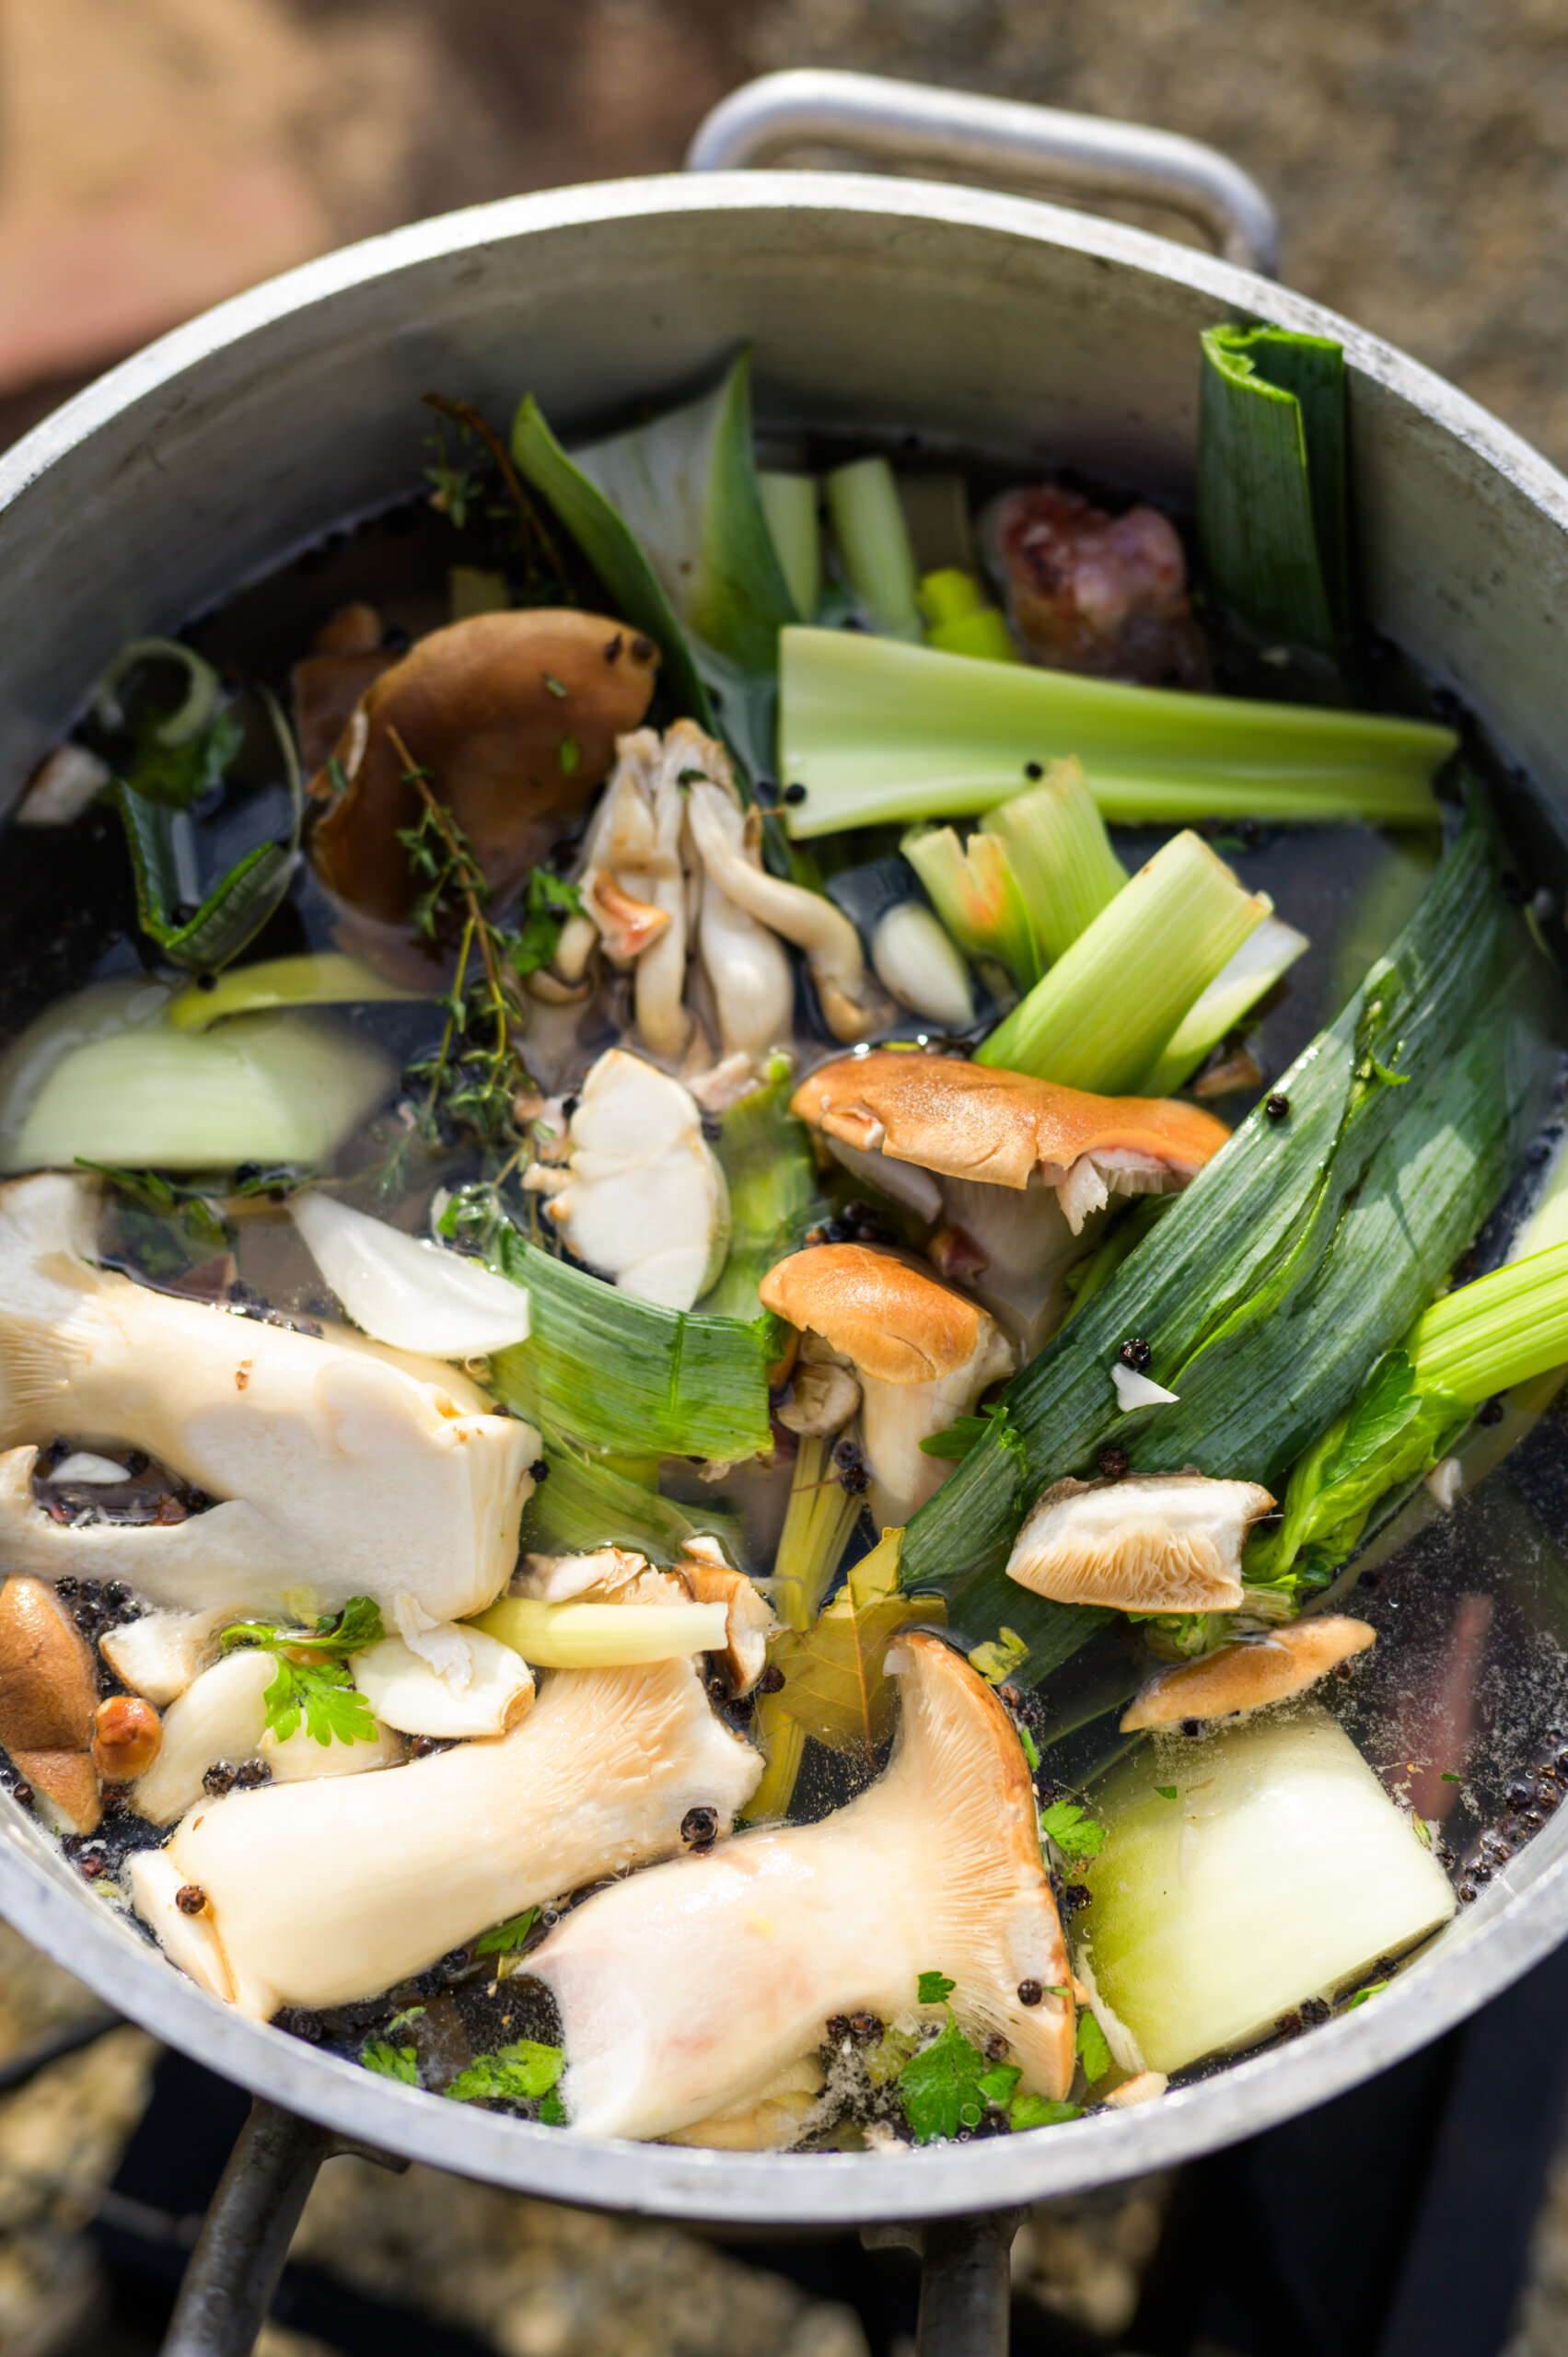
left=686, top=68, right=1279, bottom=278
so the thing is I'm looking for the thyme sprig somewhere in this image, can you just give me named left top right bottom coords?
left=422, top=393, right=582, bottom=604
left=388, top=725, right=582, bottom=1153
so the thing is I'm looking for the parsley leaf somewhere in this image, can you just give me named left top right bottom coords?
left=474, top=1907, right=540, bottom=1957
left=1155, top=1784, right=1178, bottom=1800
left=899, top=2015, right=992, bottom=2142
left=978, top=2062, right=1022, bottom=2107
left=220, top=1597, right=386, bottom=1747
left=1008, top=2093, right=1083, bottom=2132
left=444, top=2040, right=565, bottom=2107
left=1075, top=2011, right=1113, bottom=2084
left=917, top=1970, right=956, bottom=2005
left=1040, top=1798, right=1106, bottom=1862
left=1342, top=1980, right=1389, bottom=2012
left=362, top=2040, right=419, bottom=2085
left=506, top=868, right=586, bottom=981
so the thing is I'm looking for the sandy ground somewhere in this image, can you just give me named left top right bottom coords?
left=3, top=2, right=1568, bottom=2350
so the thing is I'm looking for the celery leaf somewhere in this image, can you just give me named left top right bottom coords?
left=1075, top=2011, right=1113, bottom=2084
left=1040, top=1799, right=1106, bottom=1862
left=444, top=2040, right=565, bottom=2107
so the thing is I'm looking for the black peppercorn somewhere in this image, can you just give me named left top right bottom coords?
left=529, top=1459, right=550, bottom=1483
left=839, top=1462, right=870, bottom=1495
left=1478, top=1397, right=1506, bottom=1426
left=1179, top=1717, right=1203, bottom=1737
left=757, top=1664, right=785, bottom=1695
left=1024, top=761, right=1044, bottom=781
left=1275, top=2010, right=1304, bottom=2037
left=1016, top=1980, right=1043, bottom=2007
left=1098, top=1446, right=1130, bottom=1479
left=983, top=2031, right=1011, bottom=2061
left=176, top=1884, right=208, bottom=1915
left=826, top=2014, right=853, bottom=2041
left=234, top=1759, right=272, bottom=1789
left=1118, top=1338, right=1152, bottom=1373
left=1300, top=1997, right=1330, bottom=2026
left=680, top=1805, right=719, bottom=1850
left=203, top=1762, right=237, bottom=1797
left=11, top=1782, right=31, bottom=1809
left=1458, top=1881, right=1478, bottom=1902
left=784, top=782, right=807, bottom=806
left=850, top=2013, right=882, bottom=2043
left=1266, top=1094, right=1291, bottom=1121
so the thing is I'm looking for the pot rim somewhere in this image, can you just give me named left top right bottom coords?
left=3, top=167, right=1567, bottom=2223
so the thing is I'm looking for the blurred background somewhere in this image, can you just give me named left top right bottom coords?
left=6, top=2, right=1568, bottom=2352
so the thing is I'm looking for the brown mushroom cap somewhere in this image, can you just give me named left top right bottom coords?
left=92, top=1693, right=164, bottom=1781
left=792, top=1051, right=1230, bottom=1191
left=759, top=1244, right=996, bottom=1383
left=0, top=1575, right=101, bottom=1831
left=308, top=610, right=659, bottom=923
left=1121, top=1616, right=1376, bottom=1731
left=1006, top=1472, right=1275, bottom=1613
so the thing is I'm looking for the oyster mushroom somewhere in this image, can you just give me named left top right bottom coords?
left=523, top=1048, right=729, bottom=1311
left=0, top=1174, right=538, bottom=1621
left=758, top=1245, right=1016, bottom=1526
left=773, top=1333, right=861, bottom=1441
left=575, top=727, right=693, bottom=1061
left=308, top=610, right=659, bottom=924
left=528, top=1631, right=1073, bottom=2142
left=0, top=1573, right=100, bottom=1832
left=681, top=755, right=884, bottom=1043
left=130, top=1636, right=761, bottom=2018
left=1007, top=1472, right=1276, bottom=1613
left=791, top=1052, right=1230, bottom=1348
left=1121, top=1616, right=1376, bottom=1731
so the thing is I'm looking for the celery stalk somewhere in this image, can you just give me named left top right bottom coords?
left=1408, top=1240, right=1568, bottom=1402
left=900, top=826, right=1041, bottom=993
left=825, top=459, right=923, bottom=641
left=986, top=758, right=1130, bottom=964
left=475, top=1594, right=728, bottom=1668
left=759, top=471, right=821, bottom=622
left=776, top=627, right=1453, bottom=836
left=977, top=832, right=1269, bottom=1091
left=1142, top=916, right=1310, bottom=1097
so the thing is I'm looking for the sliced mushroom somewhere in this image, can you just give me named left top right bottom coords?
left=773, top=1334, right=861, bottom=1440
left=16, top=745, right=112, bottom=830
left=528, top=1631, right=1072, bottom=2142
left=0, top=1175, right=538, bottom=1623
left=131, top=1645, right=761, bottom=2019
left=759, top=1245, right=1016, bottom=1526
left=308, top=610, right=658, bottom=923
left=523, top=1048, right=729, bottom=1311
left=663, top=2055, right=826, bottom=2150
left=1007, top=1473, right=1276, bottom=1613
left=515, top=1547, right=650, bottom=1602
left=792, top=1052, right=1228, bottom=1348
left=350, top=1627, right=535, bottom=1739
left=678, top=1559, right=775, bottom=1696
left=0, top=1573, right=100, bottom=1832
left=1121, top=1617, right=1376, bottom=1731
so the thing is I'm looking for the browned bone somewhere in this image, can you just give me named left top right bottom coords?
left=0, top=1574, right=102, bottom=1831
left=308, top=610, right=659, bottom=923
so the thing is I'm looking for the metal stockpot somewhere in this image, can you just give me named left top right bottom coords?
left=3, top=60, right=1568, bottom=2317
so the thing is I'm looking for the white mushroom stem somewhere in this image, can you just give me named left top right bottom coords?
left=698, top=867, right=796, bottom=1059
left=0, top=1176, right=537, bottom=1621
left=132, top=1651, right=761, bottom=2018
left=940, top=1175, right=1091, bottom=1355
left=528, top=1631, right=1073, bottom=2142
left=858, top=1323, right=1016, bottom=1527
left=684, top=779, right=880, bottom=1042
left=575, top=732, right=691, bottom=1060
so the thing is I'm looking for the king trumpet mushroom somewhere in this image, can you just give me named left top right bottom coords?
left=1121, top=1617, right=1376, bottom=1730
left=308, top=610, right=659, bottom=924
left=523, top=1048, right=730, bottom=1312
left=791, top=1052, right=1230, bottom=1351
left=0, top=1574, right=101, bottom=1832
left=129, top=1627, right=761, bottom=2019
left=1007, top=1472, right=1276, bottom=1613
left=527, top=1631, right=1073, bottom=2142
left=0, top=1174, right=538, bottom=1621
left=759, top=1245, right=1016, bottom=1527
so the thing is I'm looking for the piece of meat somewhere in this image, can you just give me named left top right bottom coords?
left=986, top=484, right=1210, bottom=686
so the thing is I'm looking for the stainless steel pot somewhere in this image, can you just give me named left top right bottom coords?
left=3, top=59, right=1568, bottom=2271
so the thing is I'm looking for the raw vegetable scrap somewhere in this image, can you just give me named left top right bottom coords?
left=220, top=1596, right=386, bottom=1747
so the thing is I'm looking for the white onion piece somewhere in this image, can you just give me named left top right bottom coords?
left=351, top=1630, right=534, bottom=1738
left=871, top=903, right=974, bottom=1028
left=134, top=1648, right=273, bottom=1825
left=50, top=1452, right=129, bottom=1484
left=1112, top=1363, right=1179, bottom=1411
left=1081, top=1706, right=1456, bottom=2074
left=290, top=1191, right=530, bottom=1359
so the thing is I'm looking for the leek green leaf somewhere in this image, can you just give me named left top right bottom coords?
left=491, top=1229, right=771, bottom=1465
left=519, top=1426, right=747, bottom=1570
left=1075, top=2010, right=1114, bottom=2084
left=771, top=1530, right=935, bottom=1758
left=1199, top=325, right=1350, bottom=664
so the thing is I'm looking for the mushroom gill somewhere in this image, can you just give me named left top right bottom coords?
left=130, top=1636, right=761, bottom=2019
left=527, top=1631, right=1073, bottom=2142
left=1121, top=1616, right=1376, bottom=1731
left=308, top=610, right=659, bottom=924
left=1007, top=1472, right=1275, bottom=1613
left=759, top=1244, right=1016, bottom=1526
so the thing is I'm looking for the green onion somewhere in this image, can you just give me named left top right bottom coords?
left=701, top=1054, right=827, bottom=1322
left=518, top=1428, right=747, bottom=1570
left=759, top=471, right=821, bottom=621
left=825, top=459, right=923, bottom=640
left=776, top=627, right=1451, bottom=837
left=490, top=1229, right=771, bottom=1463
left=900, top=825, right=1040, bottom=993
left=985, top=758, right=1130, bottom=965
left=1198, top=325, right=1350, bottom=663
left=1408, top=1239, right=1568, bottom=1401
left=900, top=795, right=1560, bottom=1676
left=977, top=832, right=1268, bottom=1091
left=1142, top=915, right=1309, bottom=1097
left=474, top=1594, right=728, bottom=1668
